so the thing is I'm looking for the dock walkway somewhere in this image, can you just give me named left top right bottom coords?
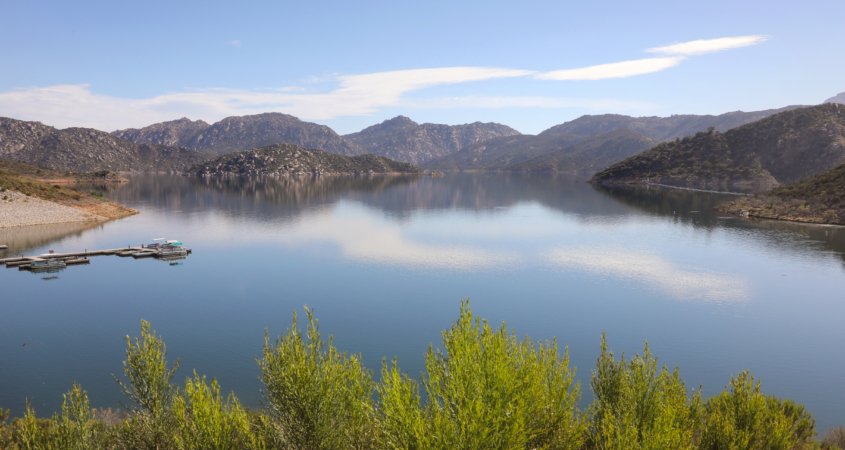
left=1, top=245, right=192, bottom=271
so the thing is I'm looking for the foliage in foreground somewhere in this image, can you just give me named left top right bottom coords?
left=0, top=300, right=835, bottom=449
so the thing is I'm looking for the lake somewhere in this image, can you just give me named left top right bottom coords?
left=2, top=173, right=844, bottom=432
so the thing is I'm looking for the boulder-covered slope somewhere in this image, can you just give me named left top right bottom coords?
left=0, top=117, right=205, bottom=173
left=506, top=129, right=658, bottom=175
left=343, top=115, right=520, bottom=165
left=190, top=143, right=419, bottom=176
left=112, top=117, right=210, bottom=147
left=592, top=104, right=845, bottom=192
left=114, top=113, right=361, bottom=156
left=428, top=107, right=795, bottom=174
left=826, top=92, right=845, bottom=104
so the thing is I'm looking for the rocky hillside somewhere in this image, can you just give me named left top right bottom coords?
left=112, top=117, right=210, bottom=147
left=827, top=92, right=845, bottom=104
left=1, top=117, right=205, bottom=173
left=115, top=113, right=361, bottom=156
left=506, top=129, right=658, bottom=175
left=343, top=116, right=520, bottom=165
left=190, top=143, right=419, bottom=176
left=719, top=161, right=845, bottom=224
left=427, top=107, right=793, bottom=174
left=592, top=104, right=845, bottom=192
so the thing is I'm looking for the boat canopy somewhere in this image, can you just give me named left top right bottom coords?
left=166, top=240, right=183, bottom=246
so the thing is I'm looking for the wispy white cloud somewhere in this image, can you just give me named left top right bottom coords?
left=535, top=34, right=767, bottom=81
left=647, top=35, right=767, bottom=56
left=546, top=247, right=748, bottom=302
left=229, top=39, right=242, bottom=48
left=535, top=57, right=684, bottom=81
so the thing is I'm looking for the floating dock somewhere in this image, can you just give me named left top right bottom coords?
left=0, top=244, right=192, bottom=272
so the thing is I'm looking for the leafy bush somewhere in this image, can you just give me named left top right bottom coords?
left=259, top=307, right=377, bottom=449
left=378, top=300, right=585, bottom=449
left=0, top=302, right=831, bottom=449
left=114, top=319, right=179, bottom=450
left=10, top=385, right=103, bottom=450
left=699, top=371, right=816, bottom=450
left=172, top=372, right=260, bottom=450
left=588, top=335, right=701, bottom=450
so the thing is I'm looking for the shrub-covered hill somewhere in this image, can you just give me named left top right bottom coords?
left=190, top=143, right=420, bottom=176
left=719, top=161, right=845, bottom=224
left=593, top=103, right=845, bottom=193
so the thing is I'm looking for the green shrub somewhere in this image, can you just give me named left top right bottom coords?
left=259, top=307, right=377, bottom=449
left=588, top=335, right=702, bottom=450
left=114, top=319, right=179, bottom=450
left=10, top=386, right=102, bottom=450
left=172, top=371, right=260, bottom=450
left=699, top=371, right=816, bottom=450
left=0, top=305, right=831, bottom=449
left=378, top=300, right=585, bottom=450
left=53, top=384, right=98, bottom=450
left=14, top=402, right=45, bottom=450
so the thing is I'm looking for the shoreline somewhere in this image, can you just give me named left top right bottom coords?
left=716, top=196, right=845, bottom=226
left=591, top=179, right=845, bottom=226
left=0, top=189, right=137, bottom=229
left=591, top=179, right=751, bottom=196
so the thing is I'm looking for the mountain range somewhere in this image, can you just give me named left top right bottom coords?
left=0, top=117, right=204, bottom=173
left=115, top=108, right=798, bottom=177
left=592, top=103, right=845, bottom=192
left=342, top=115, right=519, bottom=165
left=427, top=107, right=796, bottom=175
left=114, top=113, right=360, bottom=156
left=0, top=93, right=840, bottom=184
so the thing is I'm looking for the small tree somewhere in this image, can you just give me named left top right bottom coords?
left=14, top=402, right=46, bottom=450
left=172, top=371, right=260, bottom=450
left=11, top=385, right=99, bottom=450
left=115, top=319, right=180, bottom=450
left=259, top=307, right=376, bottom=449
left=54, top=384, right=97, bottom=450
left=588, top=334, right=702, bottom=450
left=377, top=360, right=426, bottom=449
left=699, top=371, right=816, bottom=450
left=378, top=300, right=585, bottom=449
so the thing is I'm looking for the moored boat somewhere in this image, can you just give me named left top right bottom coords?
left=28, top=259, right=67, bottom=273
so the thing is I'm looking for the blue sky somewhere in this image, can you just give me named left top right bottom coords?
left=1, top=0, right=842, bottom=134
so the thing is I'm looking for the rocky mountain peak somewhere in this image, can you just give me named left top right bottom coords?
left=826, top=92, right=845, bottom=105
left=344, top=118, right=520, bottom=165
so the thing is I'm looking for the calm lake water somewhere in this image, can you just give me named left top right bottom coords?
left=2, top=174, right=844, bottom=431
